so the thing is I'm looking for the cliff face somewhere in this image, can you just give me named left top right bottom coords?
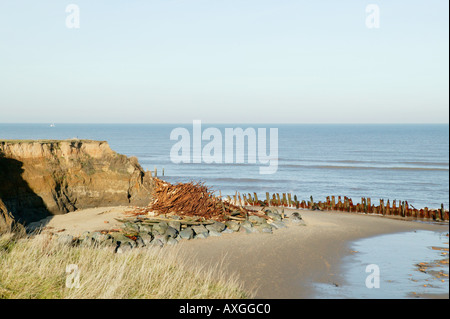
left=0, top=140, right=154, bottom=224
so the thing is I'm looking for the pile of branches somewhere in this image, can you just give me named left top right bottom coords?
left=131, top=178, right=255, bottom=222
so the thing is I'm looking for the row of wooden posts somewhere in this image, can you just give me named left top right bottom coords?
left=226, top=192, right=449, bottom=221
left=150, top=167, right=164, bottom=177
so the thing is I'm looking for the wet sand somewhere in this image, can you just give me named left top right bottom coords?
left=31, top=206, right=449, bottom=298
left=176, top=208, right=448, bottom=298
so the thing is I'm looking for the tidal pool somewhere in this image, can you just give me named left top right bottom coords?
left=314, top=229, right=449, bottom=298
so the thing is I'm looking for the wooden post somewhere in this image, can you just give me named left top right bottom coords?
left=282, top=193, right=287, bottom=207
left=288, top=193, right=292, bottom=207
left=294, top=195, right=299, bottom=209
left=266, top=193, right=270, bottom=207
left=344, top=197, right=349, bottom=212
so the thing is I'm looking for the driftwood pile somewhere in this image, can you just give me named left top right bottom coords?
left=127, top=178, right=258, bottom=222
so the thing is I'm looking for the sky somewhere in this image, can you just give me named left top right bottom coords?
left=0, top=0, right=448, bottom=124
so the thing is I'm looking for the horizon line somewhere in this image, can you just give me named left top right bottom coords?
left=0, top=122, right=449, bottom=125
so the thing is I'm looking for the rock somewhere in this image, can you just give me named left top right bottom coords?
left=57, top=234, right=74, bottom=246
left=255, top=223, right=273, bottom=234
left=80, top=231, right=91, bottom=239
left=153, top=234, right=169, bottom=246
left=206, top=221, right=226, bottom=233
left=195, top=232, right=209, bottom=239
left=139, top=224, right=152, bottom=233
left=78, top=231, right=93, bottom=246
left=152, top=222, right=168, bottom=235
left=222, top=228, right=235, bottom=234
left=192, top=224, right=208, bottom=235
left=249, top=215, right=267, bottom=225
left=267, top=212, right=282, bottom=221
left=116, top=242, right=133, bottom=254
left=79, top=236, right=94, bottom=247
left=241, top=221, right=256, bottom=234
left=113, top=233, right=134, bottom=246
left=135, top=236, right=146, bottom=248
left=270, top=221, right=287, bottom=229
left=290, top=212, right=306, bottom=226
left=208, top=230, right=222, bottom=237
left=121, top=222, right=140, bottom=233
left=138, top=232, right=153, bottom=245
left=168, top=221, right=181, bottom=232
left=91, top=231, right=104, bottom=242
left=165, top=226, right=178, bottom=238
left=179, top=227, right=194, bottom=240
left=225, top=220, right=240, bottom=232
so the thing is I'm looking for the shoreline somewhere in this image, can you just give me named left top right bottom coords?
left=32, top=206, right=449, bottom=299
left=177, top=208, right=448, bottom=298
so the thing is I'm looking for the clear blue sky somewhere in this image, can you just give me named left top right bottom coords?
left=0, top=0, right=448, bottom=123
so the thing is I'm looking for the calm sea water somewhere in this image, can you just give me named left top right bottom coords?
left=314, top=230, right=449, bottom=298
left=0, top=124, right=448, bottom=209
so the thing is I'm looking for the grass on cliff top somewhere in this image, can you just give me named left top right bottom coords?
left=0, top=232, right=252, bottom=299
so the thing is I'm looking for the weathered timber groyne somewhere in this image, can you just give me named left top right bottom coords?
left=228, top=192, right=449, bottom=222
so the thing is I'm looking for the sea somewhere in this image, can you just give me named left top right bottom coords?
left=0, top=123, right=448, bottom=209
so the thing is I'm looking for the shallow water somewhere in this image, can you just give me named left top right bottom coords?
left=314, top=230, right=449, bottom=298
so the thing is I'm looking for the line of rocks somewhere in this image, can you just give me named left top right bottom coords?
left=53, top=208, right=306, bottom=253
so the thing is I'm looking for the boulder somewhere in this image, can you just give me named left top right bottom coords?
left=168, top=221, right=181, bottom=232
left=192, top=224, right=209, bottom=235
left=138, top=232, right=153, bottom=245
left=179, top=227, right=194, bottom=240
left=270, top=221, right=287, bottom=229
left=225, top=220, right=240, bottom=232
left=57, top=234, right=74, bottom=246
left=249, top=215, right=267, bottom=225
left=165, top=226, right=178, bottom=238
left=206, top=221, right=226, bottom=233
left=152, top=222, right=168, bottom=235
left=208, top=230, right=222, bottom=237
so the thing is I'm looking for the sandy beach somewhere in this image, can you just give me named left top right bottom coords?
left=33, top=206, right=449, bottom=299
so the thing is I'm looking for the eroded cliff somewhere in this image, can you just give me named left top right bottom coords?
left=0, top=140, right=154, bottom=224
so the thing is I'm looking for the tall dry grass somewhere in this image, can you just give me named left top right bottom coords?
left=0, top=233, right=253, bottom=299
